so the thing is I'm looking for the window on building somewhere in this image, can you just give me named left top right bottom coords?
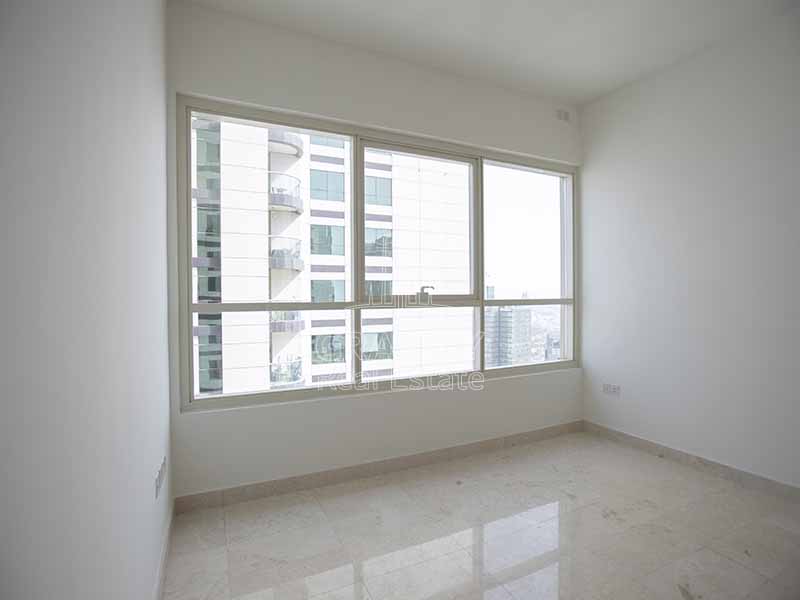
left=310, top=169, right=345, bottom=201
left=311, top=280, right=345, bottom=303
left=365, top=176, right=392, bottom=206
left=365, top=228, right=392, bottom=257
left=364, top=280, right=392, bottom=299
left=180, top=99, right=574, bottom=407
left=310, top=135, right=345, bottom=148
left=362, top=332, right=393, bottom=361
left=311, top=224, right=345, bottom=255
left=312, top=334, right=346, bottom=364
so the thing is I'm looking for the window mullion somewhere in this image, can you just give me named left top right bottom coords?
left=191, top=302, right=356, bottom=312
left=353, top=135, right=365, bottom=383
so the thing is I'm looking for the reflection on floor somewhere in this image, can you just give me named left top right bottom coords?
left=164, top=433, right=800, bottom=600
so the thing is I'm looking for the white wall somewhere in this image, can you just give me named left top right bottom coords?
left=0, top=2, right=170, bottom=600
left=581, top=8, right=800, bottom=487
left=177, top=372, right=582, bottom=495
left=167, top=0, right=582, bottom=497
left=166, top=1, right=580, bottom=165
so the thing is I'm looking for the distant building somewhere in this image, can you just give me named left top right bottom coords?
left=484, top=297, right=532, bottom=368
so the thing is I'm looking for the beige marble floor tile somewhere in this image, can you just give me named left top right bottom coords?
left=311, top=475, right=422, bottom=523
left=762, top=500, right=800, bottom=540
left=744, top=564, right=800, bottom=600
left=359, top=528, right=471, bottom=580
left=642, top=548, right=767, bottom=600
left=164, top=434, right=800, bottom=600
left=453, top=585, right=513, bottom=600
left=226, top=523, right=348, bottom=598
left=479, top=520, right=561, bottom=576
left=707, top=520, right=800, bottom=579
left=586, top=578, right=654, bottom=600
left=330, top=501, right=467, bottom=561
left=589, top=519, right=705, bottom=578
left=232, top=582, right=371, bottom=600
left=501, top=562, right=563, bottom=599
left=171, top=507, right=227, bottom=556
left=654, top=491, right=759, bottom=545
left=363, top=549, right=474, bottom=600
left=224, top=492, right=328, bottom=545
left=163, top=547, right=229, bottom=600
left=553, top=549, right=628, bottom=598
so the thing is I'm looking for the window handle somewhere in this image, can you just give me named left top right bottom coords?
left=420, top=285, right=435, bottom=295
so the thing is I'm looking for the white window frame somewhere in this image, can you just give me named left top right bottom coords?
left=176, top=94, right=579, bottom=412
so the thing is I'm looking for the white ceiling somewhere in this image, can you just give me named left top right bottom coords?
left=188, top=0, right=795, bottom=105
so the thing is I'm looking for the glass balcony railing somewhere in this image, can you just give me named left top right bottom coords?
left=269, top=310, right=305, bottom=333
left=270, top=356, right=303, bottom=386
left=269, top=172, right=303, bottom=214
left=268, top=235, right=304, bottom=271
left=268, top=130, right=304, bottom=158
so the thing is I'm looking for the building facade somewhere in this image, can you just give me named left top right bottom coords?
left=190, top=115, right=480, bottom=397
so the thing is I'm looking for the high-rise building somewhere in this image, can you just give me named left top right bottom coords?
left=190, top=115, right=476, bottom=397
left=484, top=303, right=533, bottom=368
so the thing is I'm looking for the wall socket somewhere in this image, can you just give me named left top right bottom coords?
left=602, top=383, right=621, bottom=395
left=154, top=456, right=167, bottom=500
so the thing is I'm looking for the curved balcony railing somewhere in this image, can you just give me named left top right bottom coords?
left=270, top=356, right=303, bottom=386
left=270, top=310, right=305, bottom=334
left=268, top=235, right=304, bottom=271
left=268, top=129, right=304, bottom=158
left=269, top=172, right=303, bottom=214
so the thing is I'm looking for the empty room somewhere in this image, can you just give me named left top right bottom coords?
left=2, top=0, right=799, bottom=599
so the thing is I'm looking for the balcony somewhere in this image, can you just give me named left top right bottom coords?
left=270, top=356, right=303, bottom=387
left=270, top=311, right=305, bottom=334
left=268, top=129, right=304, bottom=158
left=269, top=235, right=304, bottom=271
left=269, top=172, right=303, bottom=214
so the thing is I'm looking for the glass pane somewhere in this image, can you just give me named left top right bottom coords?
left=365, top=227, right=392, bottom=257
left=192, top=310, right=353, bottom=397
left=360, top=307, right=477, bottom=381
left=310, top=280, right=345, bottom=303
left=363, top=147, right=472, bottom=296
left=365, top=175, right=392, bottom=206
left=310, top=224, right=345, bottom=255
left=310, top=169, right=345, bottom=202
left=483, top=162, right=570, bottom=300
left=484, top=305, right=572, bottom=368
left=364, top=280, right=392, bottom=300
left=310, top=135, right=344, bottom=149
left=190, top=111, right=352, bottom=303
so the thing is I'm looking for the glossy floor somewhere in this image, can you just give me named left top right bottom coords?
left=164, top=433, right=800, bottom=600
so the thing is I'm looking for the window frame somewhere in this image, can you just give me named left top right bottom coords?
left=176, top=94, right=579, bottom=412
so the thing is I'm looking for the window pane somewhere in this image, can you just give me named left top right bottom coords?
left=365, top=175, right=392, bottom=206
left=311, top=334, right=346, bottom=364
left=483, top=162, right=570, bottom=299
left=363, top=147, right=472, bottom=296
left=310, top=224, right=345, bottom=255
left=360, top=307, right=477, bottom=381
left=310, top=135, right=344, bottom=148
left=365, top=227, right=392, bottom=257
left=310, top=280, right=345, bottom=303
left=192, top=310, right=353, bottom=397
left=364, top=280, right=392, bottom=300
left=484, top=305, right=572, bottom=368
left=310, top=169, right=345, bottom=202
left=190, top=112, right=352, bottom=303
left=362, top=332, right=393, bottom=360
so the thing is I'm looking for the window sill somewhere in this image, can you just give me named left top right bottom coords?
left=180, top=360, right=580, bottom=414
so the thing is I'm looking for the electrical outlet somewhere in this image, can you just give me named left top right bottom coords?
left=154, top=456, right=167, bottom=499
left=602, top=383, right=621, bottom=395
